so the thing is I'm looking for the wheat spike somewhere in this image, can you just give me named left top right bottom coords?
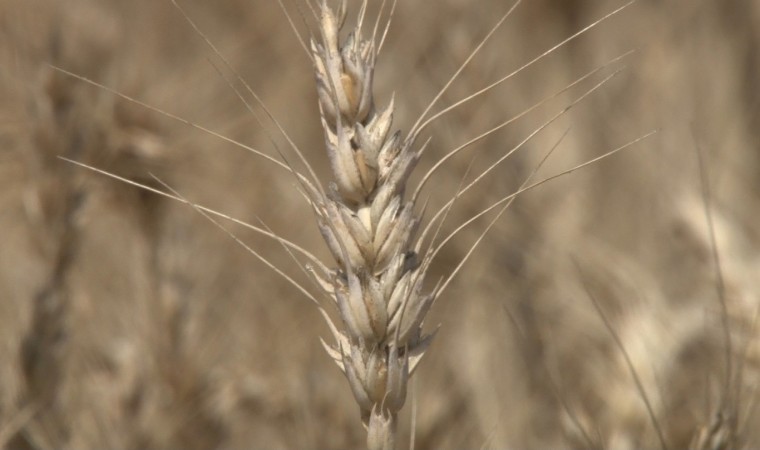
left=308, top=1, right=436, bottom=446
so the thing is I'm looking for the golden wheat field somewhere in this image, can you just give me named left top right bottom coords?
left=1, top=0, right=759, bottom=448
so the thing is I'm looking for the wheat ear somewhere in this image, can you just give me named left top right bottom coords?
left=307, top=1, right=435, bottom=448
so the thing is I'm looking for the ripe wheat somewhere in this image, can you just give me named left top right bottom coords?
left=52, top=0, right=651, bottom=447
left=4, top=0, right=755, bottom=448
left=307, top=2, right=438, bottom=447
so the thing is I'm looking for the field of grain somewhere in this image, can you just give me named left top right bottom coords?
left=1, top=0, right=758, bottom=448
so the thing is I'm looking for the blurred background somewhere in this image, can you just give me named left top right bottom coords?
left=1, top=0, right=758, bottom=448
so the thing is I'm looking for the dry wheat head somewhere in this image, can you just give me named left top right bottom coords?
left=306, top=1, right=437, bottom=448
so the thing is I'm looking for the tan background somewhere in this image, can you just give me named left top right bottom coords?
left=1, top=0, right=758, bottom=448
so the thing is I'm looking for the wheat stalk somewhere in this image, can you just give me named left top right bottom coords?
left=46, top=1, right=659, bottom=447
left=303, top=3, right=659, bottom=447
left=306, top=2, right=436, bottom=447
